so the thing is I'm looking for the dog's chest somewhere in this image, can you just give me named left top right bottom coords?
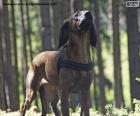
left=59, top=69, right=92, bottom=91
left=71, top=71, right=92, bottom=92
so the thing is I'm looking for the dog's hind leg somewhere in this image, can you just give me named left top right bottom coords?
left=20, top=83, right=37, bottom=116
left=20, top=65, right=41, bottom=116
left=20, top=93, right=34, bottom=116
left=39, top=81, right=60, bottom=116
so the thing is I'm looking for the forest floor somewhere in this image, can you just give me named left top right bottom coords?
left=0, top=112, right=99, bottom=116
left=1, top=105, right=140, bottom=116
left=0, top=106, right=101, bottom=116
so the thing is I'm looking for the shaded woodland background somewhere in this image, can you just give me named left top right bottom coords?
left=0, top=0, right=140, bottom=114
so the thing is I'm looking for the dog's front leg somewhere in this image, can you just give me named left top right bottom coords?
left=61, top=90, right=69, bottom=116
left=80, top=89, right=90, bottom=116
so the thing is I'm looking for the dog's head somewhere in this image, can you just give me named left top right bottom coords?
left=58, top=10, right=97, bottom=48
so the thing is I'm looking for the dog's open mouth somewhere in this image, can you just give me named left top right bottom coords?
left=76, top=19, right=91, bottom=32
left=80, top=19, right=91, bottom=31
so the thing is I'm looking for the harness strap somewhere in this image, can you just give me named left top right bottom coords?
left=57, top=54, right=93, bottom=72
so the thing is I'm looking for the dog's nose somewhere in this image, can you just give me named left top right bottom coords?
left=85, top=11, right=92, bottom=20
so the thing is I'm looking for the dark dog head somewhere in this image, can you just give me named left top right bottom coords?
left=58, top=10, right=97, bottom=48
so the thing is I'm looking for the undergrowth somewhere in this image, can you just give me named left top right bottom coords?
left=105, top=99, right=140, bottom=116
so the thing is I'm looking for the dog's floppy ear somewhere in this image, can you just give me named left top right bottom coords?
left=90, top=23, right=97, bottom=47
left=58, top=21, right=69, bottom=48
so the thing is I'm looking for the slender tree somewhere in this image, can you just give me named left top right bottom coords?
left=11, top=0, right=19, bottom=107
left=2, top=0, right=19, bottom=110
left=20, top=0, right=28, bottom=95
left=126, top=0, right=140, bottom=108
left=93, top=0, right=106, bottom=113
left=60, top=0, right=71, bottom=20
left=112, top=0, right=124, bottom=108
left=0, top=0, right=7, bottom=110
left=25, top=0, right=33, bottom=61
left=53, top=0, right=71, bottom=47
left=71, top=0, right=84, bottom=13
left=40, top=0, right=52, bottom=50
left=52, top=1, right=60, bottom=47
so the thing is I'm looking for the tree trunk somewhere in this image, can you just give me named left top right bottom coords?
left=60, top=0, right=71, bottom=20
left=40, top=0, right=52, bottom=50
left=71, top=0, right=84, bottom=13
left=53, top=0, right=71, bottom=48
left=11, top=0, right=19, bottom=107
left=93, top=0, right=106, bottom=114
left=0, top=1, right=7, bottom=110
left=52, top=2, right=59, bottom=48
left=49, top=4, right=56, bottom=49
left=2, top=0, right=19, bottom=110
left=112, top=0, right=124, bottom=108
left=25, top=0, right=33, bottom=61
left=20, top=0, right=28, bottom=95
left=126, top=0, right=140, bottom=108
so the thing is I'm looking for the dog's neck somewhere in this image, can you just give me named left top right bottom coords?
left=65, top=31, right=91, bottom=63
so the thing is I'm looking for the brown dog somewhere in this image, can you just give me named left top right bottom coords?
left=20, top=10, right=97, bottom=116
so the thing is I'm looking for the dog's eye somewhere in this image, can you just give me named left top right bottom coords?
left=75, top=13, right=78, bottom=17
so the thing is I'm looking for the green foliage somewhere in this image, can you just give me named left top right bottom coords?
left=105, top=100, right=140, bottom=116
left=133, top=99, right=140, bottom=113
left=105, top=104, right=128, bottom=116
